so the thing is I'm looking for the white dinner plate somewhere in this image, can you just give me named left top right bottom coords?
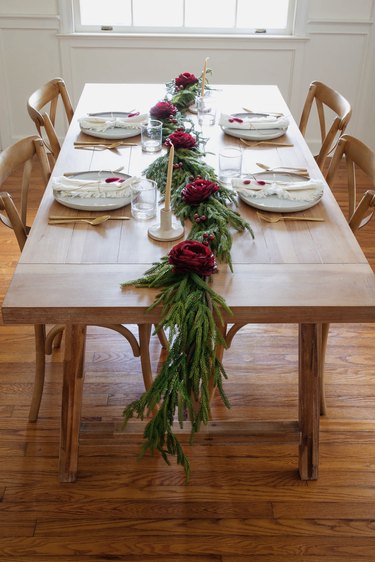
left=221, top=112, right=287, bottom=141
left=237, top=172, right=324, bottom=213
left=53, top=171, right=132, bottom=211
left=79, top=112, right=142, bottom=140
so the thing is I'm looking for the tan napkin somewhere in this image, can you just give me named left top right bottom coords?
left=79, top=114, right=148, bottom=132
left=52, top=175, right=139, bottom=199
left=232, top=178, right=325, bottom=201
left=219, top=113, right=289, bottom=130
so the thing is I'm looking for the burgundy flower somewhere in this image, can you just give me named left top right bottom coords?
left=175, top=72, right=198, bottom=89
left=150, top=101, right=177, bottom=120
left=168, top=240, right=217, bottom=276
left=181, top=179, right=219, bottom=205
left=165, top=131, right=197, bottom=150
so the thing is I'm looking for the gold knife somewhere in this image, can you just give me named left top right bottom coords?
left=49, top=215, right=131, bottom=220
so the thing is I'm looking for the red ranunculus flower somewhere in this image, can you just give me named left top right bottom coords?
left=181, top=178, right=220, bottom=205
left=165, top=130, right=197, bottom=150
left=168, top=240, right=217, bottom=276
left=175, top=72, right=198, bottom=89
left=150, top=101, right=177, bottom=120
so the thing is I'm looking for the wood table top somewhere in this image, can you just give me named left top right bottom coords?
left=3, top=83, right=375, bottom=325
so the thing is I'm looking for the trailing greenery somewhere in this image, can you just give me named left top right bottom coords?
left=144, top=148, right=217, bottom=195
left=121, top=68, right=255, bottom=479
left=165, top=69, right=212, bottom=112
left=173, top=182, right=254, bottom=271
left=122, top=265, right=231, bottom=481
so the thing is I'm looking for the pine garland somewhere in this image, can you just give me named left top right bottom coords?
left=144, top=147, right=217, bottom=195
left=121, top=69, right=254, bottom=479
left=173, top=180, right=254, bottom=271
left=122, top=265, right=231, bottom=481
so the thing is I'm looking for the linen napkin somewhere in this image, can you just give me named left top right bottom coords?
left=232, top=177, right=325, bottom=202
left=79, top=113, right=148, bottom=132
left=52, top=175, right=139, bottom=199
left=219, top=113, right=289, bottom=130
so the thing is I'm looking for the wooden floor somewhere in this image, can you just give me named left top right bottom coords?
left=1, top=159, right=375, bottom=561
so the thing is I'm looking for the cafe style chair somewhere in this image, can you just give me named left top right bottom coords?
left=0, top=135, right=51, bottom=231
left=299, top=80, right=352, bottom=171
left=318, top=135, right=375, bottom=415
left=27, top=77, right=74, bottom=164
left=0, top=138, right=158, bottom=422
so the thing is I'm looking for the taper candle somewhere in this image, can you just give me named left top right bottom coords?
left=164, top=143, right=174, bottom=212
left=201, top=57, right=209, bottom=96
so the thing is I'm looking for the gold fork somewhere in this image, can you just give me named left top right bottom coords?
left=240, top=138, right=294, bottom=148
left=257, top=212, right=324, bottom=223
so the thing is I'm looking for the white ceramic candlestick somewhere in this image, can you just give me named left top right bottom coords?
left=148, top=208, right=184, bottom=241
left=148, top=143, right=184, bottom=241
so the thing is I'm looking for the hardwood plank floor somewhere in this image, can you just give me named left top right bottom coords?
left=1, top=158, right=375, bottom=560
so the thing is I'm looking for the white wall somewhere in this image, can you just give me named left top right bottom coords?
left=0, top=0, right=374, bottom=153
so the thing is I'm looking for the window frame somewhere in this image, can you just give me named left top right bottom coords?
left=68, top=0, right=297, bottom=36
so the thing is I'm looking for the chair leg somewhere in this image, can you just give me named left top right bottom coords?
left=29, top=324, right=46, bottom=422
left=156, top=327, right=168, bottom=349
left=319, top=323, right=330, bottom=416
left=138, top=324, right=153, bottom=390
left=45, top=324, right=64, bottom=354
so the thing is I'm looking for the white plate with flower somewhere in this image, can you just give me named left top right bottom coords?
left=53, top=171, right=132, bottom=211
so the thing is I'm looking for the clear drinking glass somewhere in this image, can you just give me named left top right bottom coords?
left=130, top=178, right=157, bottom=220
left=196, top=93, right=216, bottom=126
left=218, top=147, right=243, bottom=184
left=141, top=119, right=162, bottom=153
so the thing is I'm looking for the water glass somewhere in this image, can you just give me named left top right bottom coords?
left=218, top=147, right=243, bottom=184
left=196, top=93, right=216, bottom=126
left=131, top=178, right=157, bottom=220
left=141, top=119, right=162, bottom=153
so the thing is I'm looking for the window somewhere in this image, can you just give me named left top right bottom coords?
left=71, top=0, right=296, bottom=35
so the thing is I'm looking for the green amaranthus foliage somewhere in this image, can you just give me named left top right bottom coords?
left=122, top=258, right=231, bottom=481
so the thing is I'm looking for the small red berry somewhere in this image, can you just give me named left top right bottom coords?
left=200, top=214, right=207, bottom=221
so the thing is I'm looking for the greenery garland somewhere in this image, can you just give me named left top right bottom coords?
left=122, top=255, right=231, bottom=481
left=165, top=69, right=212, bottom=113
left=122, top=70, right=254, bottom=479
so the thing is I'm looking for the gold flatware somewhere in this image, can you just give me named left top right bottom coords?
left=257, top=212, right=324, bottom=223
left=63, top=166, right=124, bottom=177
left=74, top=141, right=138, bottom=150
left=240, top=138, right=294, bottom=148
left=48, top=216, right=112, bottom=226
left=49, top=215, right=130, bottom=221
left=256, top=162, right=308, bottom=173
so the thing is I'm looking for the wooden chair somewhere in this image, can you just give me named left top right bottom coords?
left=0, top=138, right=158, bottom=422
left=0, top=135, right=51, bottom=230
left=326, top=134, right=375, bottom=230
left=27, top=77, right=74, bottom=163
left=318, top=135, right=375, bottom=415
left=299, top=81, right=352, bottom=171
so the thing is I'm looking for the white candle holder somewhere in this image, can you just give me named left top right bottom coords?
left=148, top=208, right=184, bottom=241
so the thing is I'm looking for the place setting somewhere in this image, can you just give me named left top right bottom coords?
left=50, top=167, right=136, bottom=213
left=77, top=110, right=148, bottom=142
left=219, top=108, right=290, bottom=146
left=232, top=168, right=325, bottom=213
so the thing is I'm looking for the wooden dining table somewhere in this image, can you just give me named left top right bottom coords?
left=3, top=83, right=375, bottom=483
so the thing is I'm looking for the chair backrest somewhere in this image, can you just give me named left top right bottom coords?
left=0, top=192, right=27, bottom=251
left=326, top=134, right=375, bottom=233
left=0, top=135, right=51, bottom=229
left=27, top=77, right=74, bottom=163
left=299, top=80, right=352, bottom=171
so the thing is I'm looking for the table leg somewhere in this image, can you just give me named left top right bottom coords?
left=298, top=323, right=321, bottom=480
left=59, top=324, right=86, bottom=483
